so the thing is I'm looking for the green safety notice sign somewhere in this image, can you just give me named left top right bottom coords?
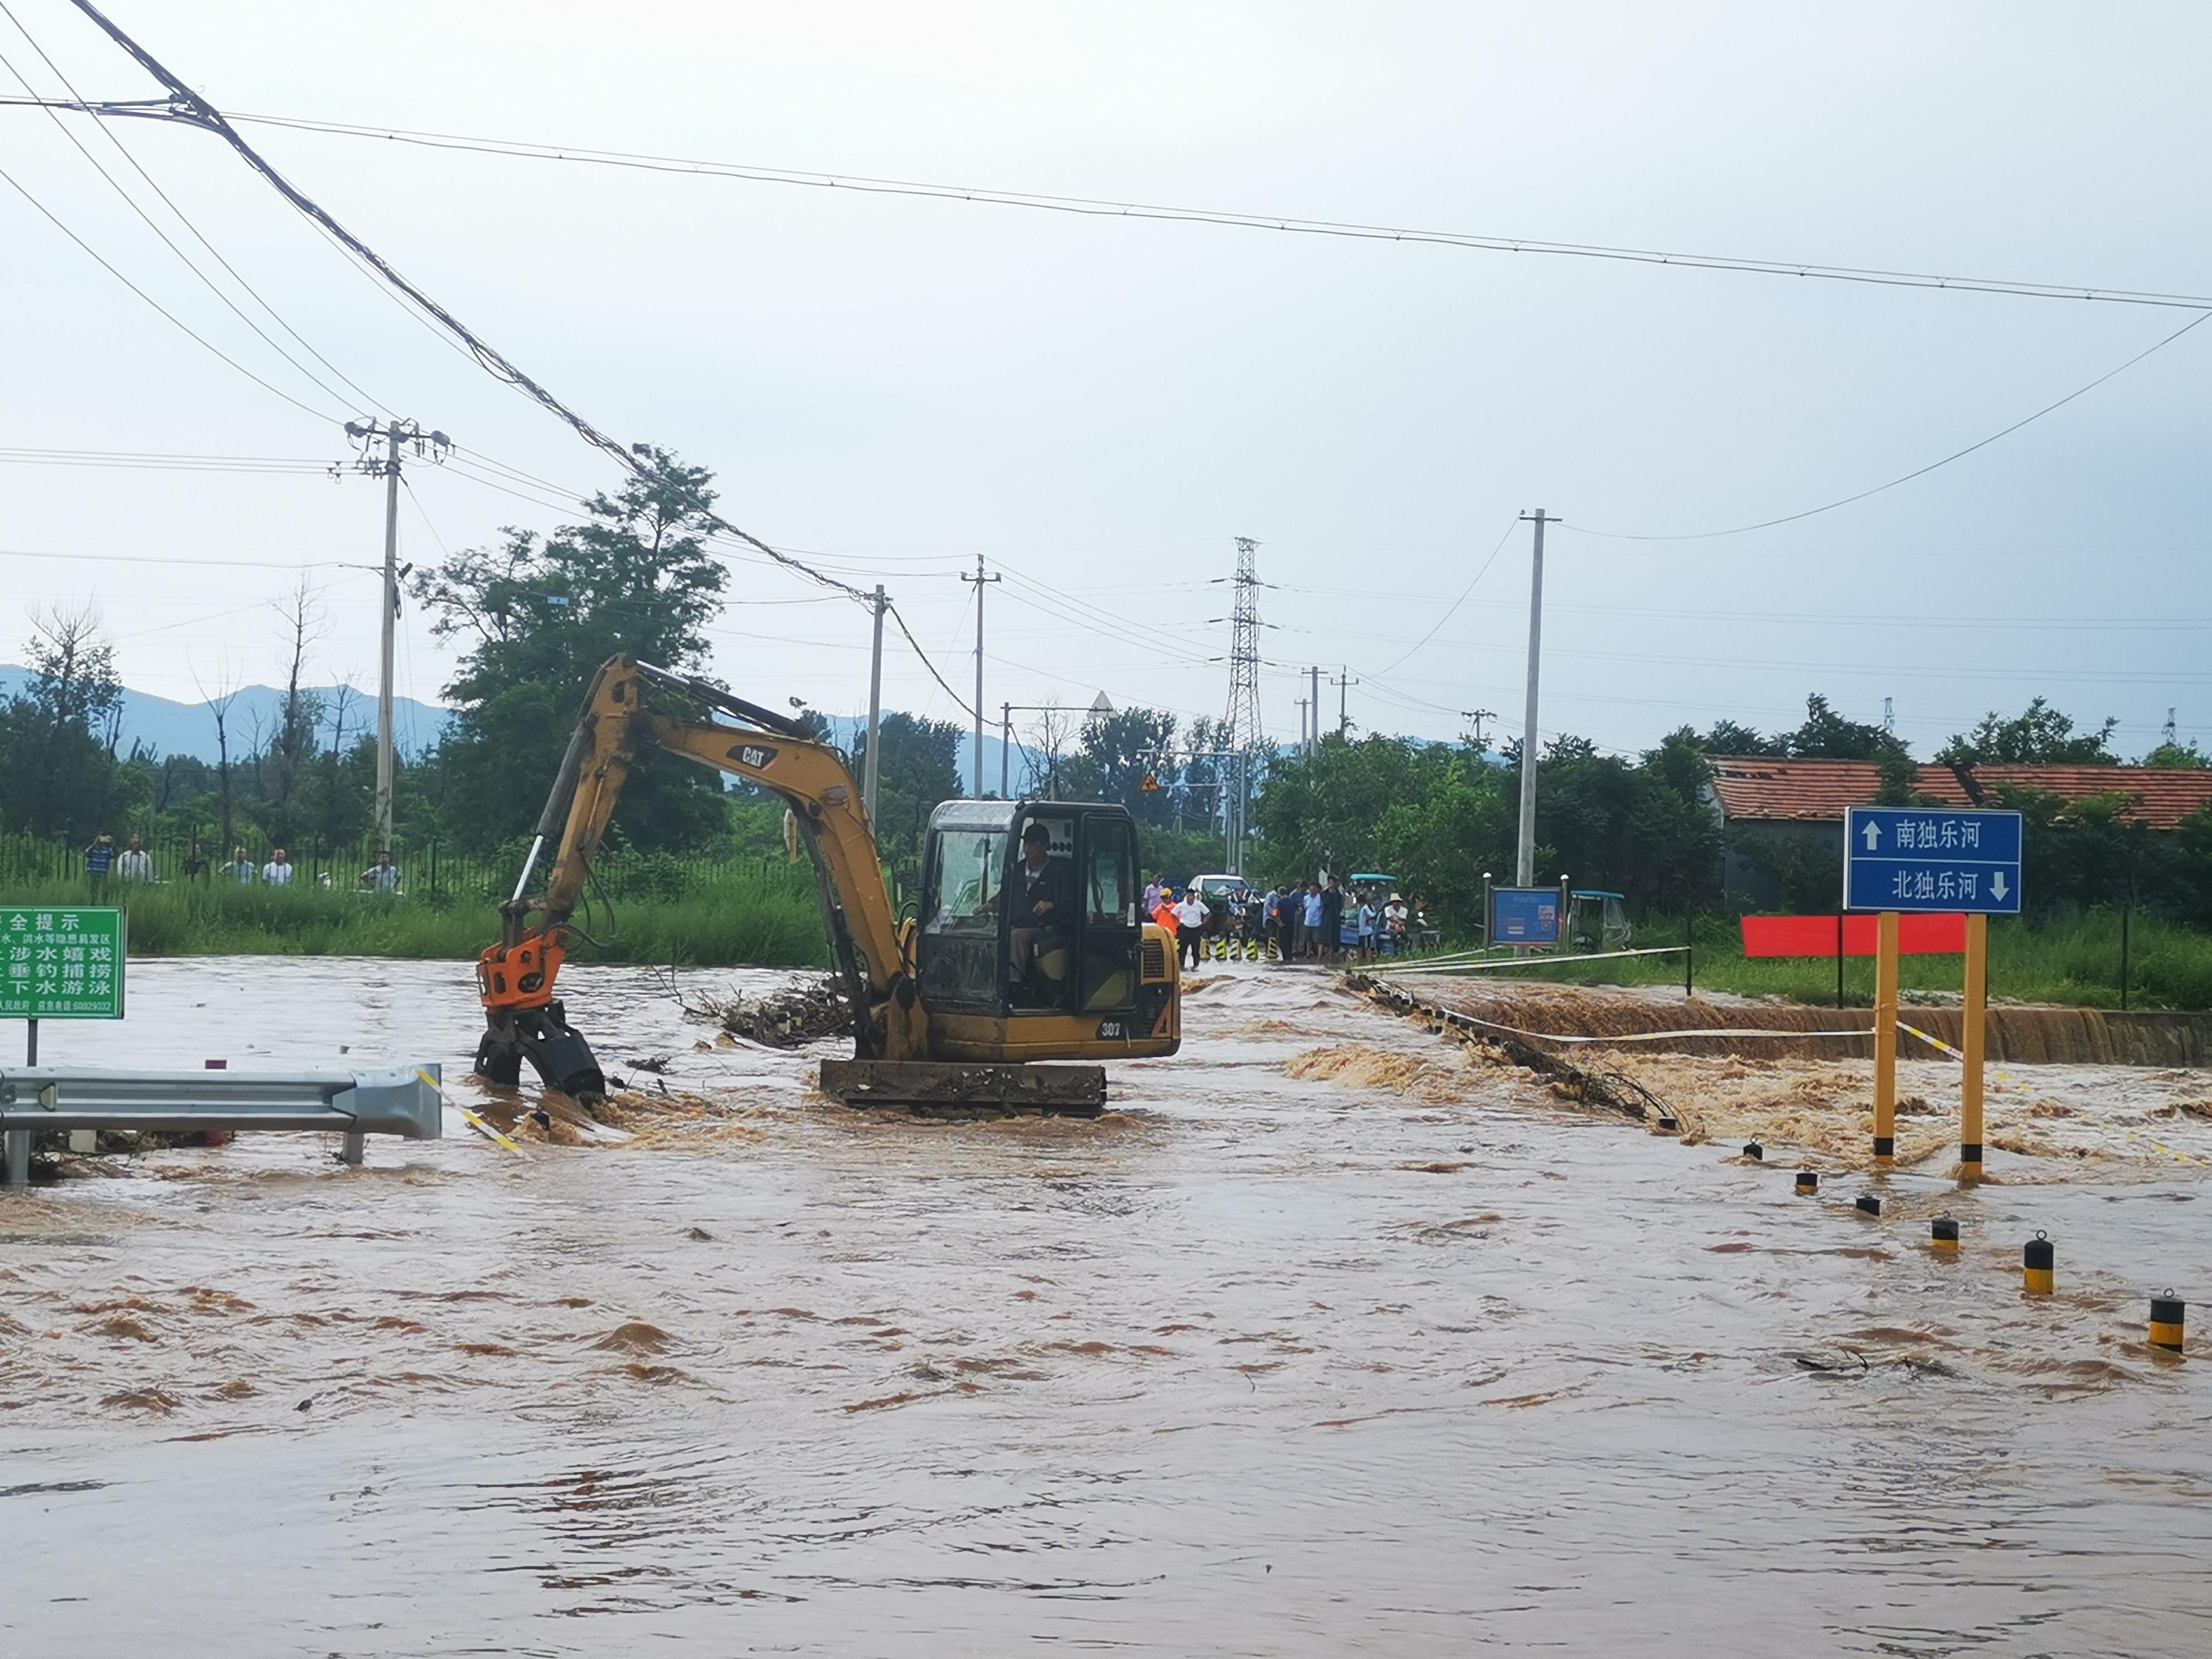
left=0, top=906, right=126, bottom=1019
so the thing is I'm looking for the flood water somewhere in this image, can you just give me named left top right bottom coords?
left=3, top=957, right=2209, bottom=1656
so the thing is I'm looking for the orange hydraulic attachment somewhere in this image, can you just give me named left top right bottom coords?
left=477, top=933, right=567, bottom=1013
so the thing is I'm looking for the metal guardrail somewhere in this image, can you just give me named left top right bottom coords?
left=0, top=1063, right=442, bottom=1183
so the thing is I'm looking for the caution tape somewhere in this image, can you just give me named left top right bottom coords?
left=415, top=1067, right=522, bottom=1153
left=1409, top=999, right=1875, bottom=1048
left=1394, top=944, right=1690, bottom=974
left=1892, top=1024, right=2207, bottom=1166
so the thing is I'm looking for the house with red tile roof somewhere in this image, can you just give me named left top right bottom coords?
left=1709, top=758, right=2212, bottom=907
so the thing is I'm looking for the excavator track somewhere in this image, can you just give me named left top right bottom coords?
left=817, top=1059, right=1106, bottom=1118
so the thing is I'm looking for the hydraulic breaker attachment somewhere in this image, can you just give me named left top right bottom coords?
left=476, top=1000, right=607, bottom=1104
left=817, top=1059, right=1106, bottom=1118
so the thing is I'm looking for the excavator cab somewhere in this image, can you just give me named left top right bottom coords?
left=915, top=801, right=1178, bottom=1059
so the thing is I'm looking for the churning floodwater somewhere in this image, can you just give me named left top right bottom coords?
left=2, top=957, right=2209, bottom=1656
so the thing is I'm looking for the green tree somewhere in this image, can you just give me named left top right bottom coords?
left=1784, top=694, right=1907, bottom=763
left=2141, top=738, right=2209, bottom=769
left=0, top=605, right=128, bottom=841
left=410, top=449, right=729, bottom=853
left=860, top=710, right=963, bottom=872
left=1938, top=697, right=2118, bottom=765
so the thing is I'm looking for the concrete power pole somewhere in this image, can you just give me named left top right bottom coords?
left=347, top=418, right=448, bottom=856
left=862, top=584, right=886, bottom=824
left=962, top=556, right=998, bottom=797
left=1331, top=667, right=1358, bottom=737
left=1515, top=509, right=1558, bottom=887
left=1308, top=665, right=1321, bottom=755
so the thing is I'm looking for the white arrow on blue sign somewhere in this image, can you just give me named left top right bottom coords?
left=1843, top=806, right=2023, bottom=915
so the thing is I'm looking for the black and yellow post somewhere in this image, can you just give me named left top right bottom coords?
left=1960, top=912, right=1988, bottom=1183
left=1930, top=1216, right=1959, bottom=1254
left=2023, top=1231, right=2055, bottom=1296
left=2150, top=1294, right=2185, bottom=1354
left=1794, top=1168, right=1819, bottom=1196
left=1873, top=910, right=1900, bottom=1165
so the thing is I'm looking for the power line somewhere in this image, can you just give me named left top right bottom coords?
left=204, top=107, right=2212, bottom=314
left=39, top=1, right=869, bottom=609
left=0, top=3, right=378, bottom=414
left=884, top=600, right=975, bottom=720
left=0, top=156, right=336, bottom=423
left=0, top=446, right=336, bottom=473
left=1370, top=515, right=1519, bottom=676
left=1568, top=309, right=2212, bottom=541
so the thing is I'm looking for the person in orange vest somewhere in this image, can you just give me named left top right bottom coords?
left=1152, top=884, right=1182, bottom=937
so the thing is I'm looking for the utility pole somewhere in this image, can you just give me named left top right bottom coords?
left=1331, top=667, right=1357, bottom=736
left=1308, top=665, right=1321, bottom=753
left=961, top=556, right=998, bottom=797
left=862, top=584, right=886, bottom=824
left=1295, top=696, right=1309, bottom=753
left=347, top=418, right=448, bottom=856
left=1001, top=701, right=1012, bottom=799
left=1462, top=709, right=1496, bottom=746
left=1515, top=510, right=1558, bottom=887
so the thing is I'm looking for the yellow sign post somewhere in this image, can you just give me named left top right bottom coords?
left=1872, top=909, right=1899, bottom=1165
left=1959, top=913, right=1987, bottom=1183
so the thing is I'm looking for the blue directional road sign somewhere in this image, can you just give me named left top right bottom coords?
left=1844, top=806, right=2022, bottom=915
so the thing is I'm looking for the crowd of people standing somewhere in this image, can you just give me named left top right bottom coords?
left=1138, top=871, right=1425, bottom=967
left=78, top=835, right=402, bottom=893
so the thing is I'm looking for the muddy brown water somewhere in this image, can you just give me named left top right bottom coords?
left=3, top=957, right=2209, bottom=1656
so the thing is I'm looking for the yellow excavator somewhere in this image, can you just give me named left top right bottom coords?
left=473, top=656, right=1181, bottom=1115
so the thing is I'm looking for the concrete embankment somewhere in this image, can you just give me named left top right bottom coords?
left=1358, top=974, right=2212, bottom=1065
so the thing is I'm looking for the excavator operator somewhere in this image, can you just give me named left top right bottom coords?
left=1008, top=819, right=1074, bottom=1004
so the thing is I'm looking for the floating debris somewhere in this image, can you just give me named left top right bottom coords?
left=698, top=977, right=852, bottom=1047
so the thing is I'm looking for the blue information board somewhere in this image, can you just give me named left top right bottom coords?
left=1844, top=807, right=2022, bottom=915
left=1490, top=887, right=1561, bottom=946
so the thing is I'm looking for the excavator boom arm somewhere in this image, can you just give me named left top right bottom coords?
left=476, top=657, right=926, bottom=1097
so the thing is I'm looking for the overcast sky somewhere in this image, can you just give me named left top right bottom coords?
left=4, top=1, right=2207, bottom=769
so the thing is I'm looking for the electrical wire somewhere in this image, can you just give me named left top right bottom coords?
left=1369, top=516, right=1520, bottom=676
left=0, top=156, right=336, bottom=423
left=0, top=3, right=379, bottom=414
left=0, top=446, right=336, bottom=473
left=46, top=1, right=869, bottom=605
left=208, top=108, right=2212, bottom=314
left=1568, top=309, right=2212, bottom=541
left=885, top=599, right=975, bottom=720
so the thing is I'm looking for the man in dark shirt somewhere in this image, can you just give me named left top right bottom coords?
left=1320, top=876, right=1346, bottom=965
left=1008, top=821, right=1074, bottom=1000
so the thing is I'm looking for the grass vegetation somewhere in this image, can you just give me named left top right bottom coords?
left=0, top=872, right=832, bottom=969
left=1403, top=910, right=2212, bottom=1011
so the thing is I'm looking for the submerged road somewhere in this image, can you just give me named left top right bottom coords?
left=2, top=957, right=2208, bottom=1656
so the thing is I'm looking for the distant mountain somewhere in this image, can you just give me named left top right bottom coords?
left=0, top=666, right=450, bottom=764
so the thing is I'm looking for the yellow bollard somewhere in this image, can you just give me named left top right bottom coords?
left=1930, top=1216, right=1959, bottom=1254
left=1959, top=913, right=1987, bottom=1183
left=1855, top=1195, right=1883, bottom=1217
left=2150, top=1294, right=2185, bottom=1353
left=1743, top=1140, right=1764, bottom=1161
left=1873, top=910, right=1899, bottom=1165
left=2022, top=1232, right=2055, bottom=1296
left=1794, top=1168, right=1819, bottom=1196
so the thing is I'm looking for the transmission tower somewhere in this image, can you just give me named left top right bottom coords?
left=1221, top=537, right=1265, bottom=875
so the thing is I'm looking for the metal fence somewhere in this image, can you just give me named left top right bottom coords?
left=0, top=832, right=793, bottom=902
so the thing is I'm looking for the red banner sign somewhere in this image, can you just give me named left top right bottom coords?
left=1741, top=913, right=1967, bottom=959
